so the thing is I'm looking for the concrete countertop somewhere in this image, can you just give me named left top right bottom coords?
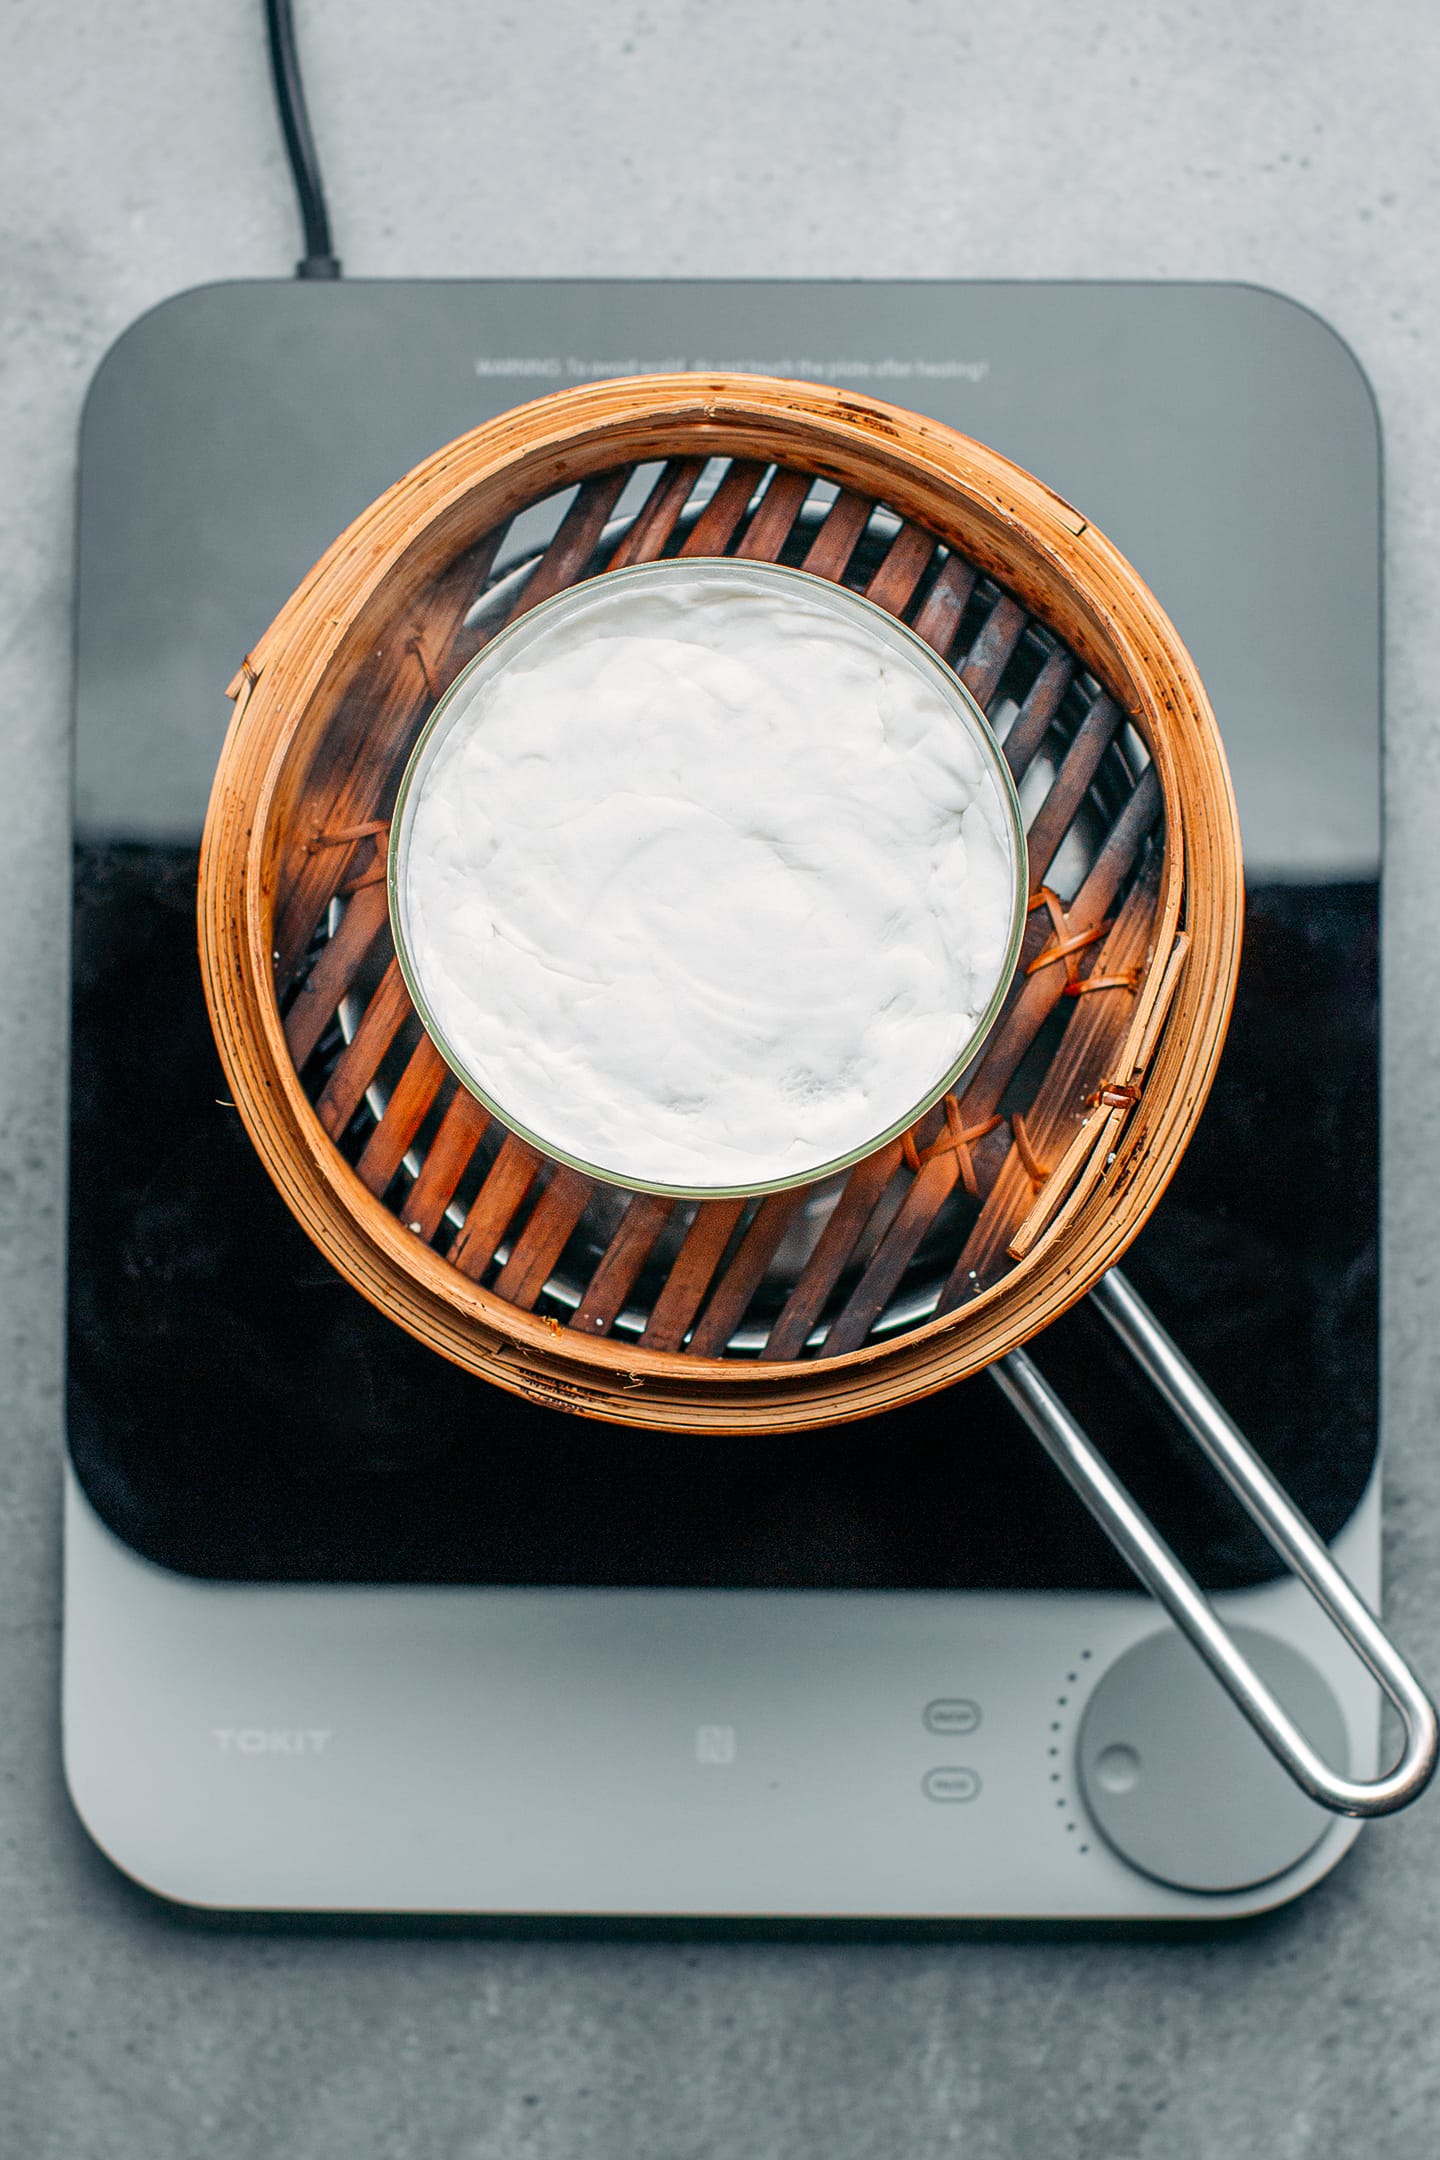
left=4, top=3, right=1440, bottom=2153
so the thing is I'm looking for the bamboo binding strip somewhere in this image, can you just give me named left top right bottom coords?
left=199, top=374, right=1243, bottom=1434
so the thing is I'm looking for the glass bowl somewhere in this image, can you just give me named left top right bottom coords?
left=388, top=556, right=1028, bottom=1200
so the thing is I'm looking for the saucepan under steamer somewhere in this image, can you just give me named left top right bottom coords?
left=199, top=374, right=1436, bottom=1819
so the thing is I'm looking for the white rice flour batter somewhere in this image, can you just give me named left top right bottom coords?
left=400, top=566, right=1019, bottom=1190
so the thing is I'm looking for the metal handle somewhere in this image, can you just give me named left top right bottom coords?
left=990, top=1267, right=1438, bottom=1817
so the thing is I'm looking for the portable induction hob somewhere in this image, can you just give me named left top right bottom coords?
left=65, top=279, right=1386, bottom=1917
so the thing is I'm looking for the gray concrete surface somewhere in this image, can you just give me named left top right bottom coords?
left=4, top=2, right=1440, bottom=2153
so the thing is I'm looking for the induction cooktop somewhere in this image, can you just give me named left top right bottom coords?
left=64, top=278, right=1387, bottom=1916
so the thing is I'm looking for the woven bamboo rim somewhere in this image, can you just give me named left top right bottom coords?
left=199, top=373, right=1243, bottom=1433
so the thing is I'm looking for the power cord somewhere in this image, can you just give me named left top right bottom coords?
left=264, top=0, right=341, bottom=278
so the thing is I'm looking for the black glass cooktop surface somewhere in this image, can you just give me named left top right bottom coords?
left=66, top=279, right=1383, bottom=1593
left=67, top=847, right=1377, bottom=1590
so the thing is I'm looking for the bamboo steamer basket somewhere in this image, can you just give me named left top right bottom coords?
left=199, top=374, right=1242, bottom=1434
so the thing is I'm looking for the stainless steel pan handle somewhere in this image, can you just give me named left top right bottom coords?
left=990, top=1267, right=1438, bottom=1817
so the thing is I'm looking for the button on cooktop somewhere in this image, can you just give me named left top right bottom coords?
left=923, top=1699, right=982, bottom=1736
left=922, top=1767, right=981, bottom=1803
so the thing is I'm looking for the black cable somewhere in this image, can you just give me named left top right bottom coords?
left=264, top=0, right=341, bottom=278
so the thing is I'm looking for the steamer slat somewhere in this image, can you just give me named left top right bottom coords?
left=448, top=1132, right=546, bottom=1282
left=680, top=460, right=768, bottom=556
left=314, top=958, right=412, bottom=1140
left=801, top=490, right=873, bottom=580
left=492, top=1166, right=596, bottom=1309
left=508, top=471, right=632, bottom=620
left=910, top=554, right=977, bottom=657
left=960, top=594, right=1029, bottom=709
left=638, top=1200, right=748, bottom=1352
left=1023, top=693, right=1123, bottom=891
left=1002, top=647, right=1074, bottom=781
left=735, top=467, right=813, bottom=561
left=759, top=1142, right=905, bottom=1361
left=401, top=1087, right=491, bottom=1242
left=283, top=877, right=390, bottom=1069
left=686, top=1189, right=807, bottom=1358
left=821, top=1150, right=963, bottom=1358
left=607, top=458, right=707, bottom=569
left=865, top=523, right=935, bottom=616
left=570, top=1191, right=674, bottom=1337
left=354, top=1033, right=449, bottom=1197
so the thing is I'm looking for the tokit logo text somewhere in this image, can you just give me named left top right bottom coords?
left=211, top=1728, right=333, bottom=1756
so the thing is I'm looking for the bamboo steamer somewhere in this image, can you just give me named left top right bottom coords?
left=199, top=374, right=1242, bottom=1433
